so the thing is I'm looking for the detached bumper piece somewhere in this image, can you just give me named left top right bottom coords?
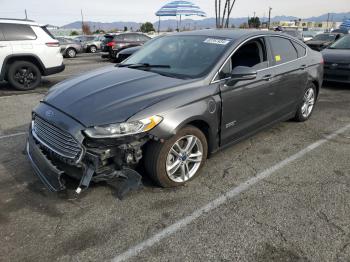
left=26, top=133, right=65, bottom=191
left=26, top=130, right=143, bottom=199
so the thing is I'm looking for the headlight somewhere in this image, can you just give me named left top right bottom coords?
left=84, top=115, right=163, bottom=138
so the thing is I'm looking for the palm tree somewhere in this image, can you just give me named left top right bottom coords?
left=215, top=0, right=237, bottom=28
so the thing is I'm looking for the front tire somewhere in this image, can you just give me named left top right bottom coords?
left=294, top=83, right=317, bottom=122
left=89, top=45, right=97, bottom=53
left=65, top=48, right=77, bottom=58
left=144, top=125, right=208, bottom=187
left=7, top=61, right=41, bottom=90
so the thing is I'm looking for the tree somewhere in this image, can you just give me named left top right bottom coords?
left=140, top=22, right=155, bottom=33
left=248, top=17, right=261, bottom=28
left=82, top=23, right=91, bottom=35
left=215, top=0, right=237, bottom=28
left=124, top=26, right=128, bottom=32
left=70, top=30, right=79, bottom=36
left=93, top=29, right=105, bottom=34
left=239, top=22, right=249, bottom=29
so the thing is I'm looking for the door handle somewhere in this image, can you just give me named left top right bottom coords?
left=300, top=64, right=307, bottom=70
left=0, top=45, right=6, bottom=48
left=262, top=74, right=273, bottom=81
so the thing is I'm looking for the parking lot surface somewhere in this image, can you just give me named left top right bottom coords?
left=0, top=53, right=350, bottom=262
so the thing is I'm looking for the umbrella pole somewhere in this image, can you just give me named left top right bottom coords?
left=176, top=16, right=179, bottom=32
left=158, top=16, right=160, bottom=34
left=179, top=15, right=182, bottom=31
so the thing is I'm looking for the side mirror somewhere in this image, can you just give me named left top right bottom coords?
left=228, top=66, right=257, bottom=83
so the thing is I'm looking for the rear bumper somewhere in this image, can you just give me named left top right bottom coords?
left=43, top=64, right=65, bottom=76
left=26, top=131, right=65, bottom=192
left=324, top=68, right=350, bottom=84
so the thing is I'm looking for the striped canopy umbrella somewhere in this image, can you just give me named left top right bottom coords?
left=155, top=1, right=207, bottom=32
left=340, top=19, right=350, bottom=30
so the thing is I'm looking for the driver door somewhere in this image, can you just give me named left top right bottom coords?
left=219, top=37, right=279, bottom=145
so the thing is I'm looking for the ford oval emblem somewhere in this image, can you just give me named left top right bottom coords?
left=45, top=110, right=54, bottom=118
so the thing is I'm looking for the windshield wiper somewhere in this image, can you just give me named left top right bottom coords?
left=118, top=63, right=171, bottom=69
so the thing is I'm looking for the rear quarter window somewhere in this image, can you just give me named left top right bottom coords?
left=269, top=36, right=298, bottom=64
left=1, top=23, right=37, bottom=41
left=292, top=42, right=307, bottom=57
left=41, top=26, right=56, bottom=39
left=0, top=26, right=4, bottom=41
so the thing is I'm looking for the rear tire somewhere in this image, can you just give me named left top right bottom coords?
left=144, top=125, right=208, bottom=188
left=7, top=61, right=41, bottom=90
left=294, top=83, right=317, bottom=122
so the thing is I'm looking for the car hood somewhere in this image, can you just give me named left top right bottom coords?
left=321, top=48, right=350, bottom=63
left=44, top=66, right=193, bottom=127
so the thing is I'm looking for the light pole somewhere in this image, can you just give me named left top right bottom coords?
left=268, top=7, right=272, bottom=29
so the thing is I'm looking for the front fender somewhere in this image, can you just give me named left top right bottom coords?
left=148, top=94, right=222, bottom=153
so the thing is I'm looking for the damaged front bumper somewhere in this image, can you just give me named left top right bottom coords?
left=26, top=111, right=148, bottom=198
left=26, top=132, right=65, bottom=192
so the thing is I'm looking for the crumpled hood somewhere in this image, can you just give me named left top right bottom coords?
left=321, top=48, right=350, bottom=63
left=44, top=65, right=191, bottom=127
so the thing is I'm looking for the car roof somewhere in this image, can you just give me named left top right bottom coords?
left=0, top=18, right=39, bottom=26
left=173, top=29, right=285, bottom=40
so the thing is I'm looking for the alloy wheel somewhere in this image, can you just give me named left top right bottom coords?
left=301, top=88, right=315, bottom=118
left=166, top=135, right=203, bottom=183
left=14, top=67, right=37, bottom=88
left=68, top=49, right=76, bottom=58
left=90, top=46, right=97, bottom=53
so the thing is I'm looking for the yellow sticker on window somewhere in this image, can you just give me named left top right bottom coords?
left=275, top=55, right=281, bottom=62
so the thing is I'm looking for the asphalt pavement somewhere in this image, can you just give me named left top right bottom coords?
left=0, top=53, right=349, bottom=262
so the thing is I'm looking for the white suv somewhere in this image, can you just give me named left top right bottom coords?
left=0, top=19, right=64, bottom=90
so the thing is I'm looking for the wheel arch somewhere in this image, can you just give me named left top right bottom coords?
left=154, top=115, right=219, bottom=155
left=0, top=54, right=45, bottom=80
left=65, top=47, right=77, bottom=56
left=311, top=79, right=320, bottom=98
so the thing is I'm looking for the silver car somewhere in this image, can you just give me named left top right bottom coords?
left=57, top=37, right=83, bottom=58
left=83, top=35, right=104, bottom=53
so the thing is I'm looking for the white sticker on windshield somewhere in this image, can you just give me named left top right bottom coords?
left=204, top=38, right=231, bottom=45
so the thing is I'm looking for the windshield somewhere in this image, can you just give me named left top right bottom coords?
left=329, top=35, right=350, bottom=49
left=313, top=34, right=336, bottom=41
left=123, top=35, right=232, bottom=78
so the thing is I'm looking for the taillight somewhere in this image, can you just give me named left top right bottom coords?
left=107, top=41, right=116, bottom=47
left=46, top=42, right=60, bottom=47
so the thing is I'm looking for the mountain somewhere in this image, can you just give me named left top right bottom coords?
left=62, top=21, right=141, bottom=31
left=62, top=12, right=350, bottom=31
left=304, top=12, right=350, bottom=22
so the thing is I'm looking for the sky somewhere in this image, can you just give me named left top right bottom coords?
left=0, top=0, right=349, bottom=26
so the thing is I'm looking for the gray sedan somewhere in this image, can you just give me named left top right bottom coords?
left=57, top=37, right=83, bottom=58
left=26, top=30, right=323, bottom=196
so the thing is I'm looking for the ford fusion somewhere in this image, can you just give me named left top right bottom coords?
left=26, top=30, right=323, bottom=195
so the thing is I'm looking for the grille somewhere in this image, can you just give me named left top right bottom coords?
left=32, top=115, right=82, bottom=160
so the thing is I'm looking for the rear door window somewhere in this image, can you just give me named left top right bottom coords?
left=122, top=34, right=140, bottom=42
left=138, top=35, right=151, bottom=42
left=1, top=23, right=37, bottom=41
left=269, top=36, right=298, bottom=65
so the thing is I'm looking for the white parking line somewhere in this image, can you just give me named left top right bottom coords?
left=112, top=123, right=350, bottom=262
left=0, top=132, right=26, bottom=140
